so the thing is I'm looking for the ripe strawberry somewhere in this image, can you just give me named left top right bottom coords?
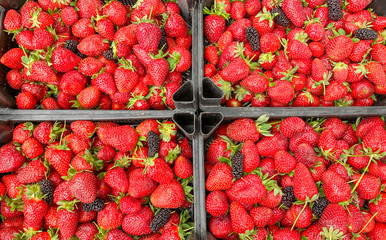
left=324, top=81, right=348, bottom=102
left=293, top=163, right=318, bottom=201
left=287, top=39, right=312, bottom=60
left=106, top=229, right=134, bottom=240
left=352, top=174, right=381, bottom=201
left=227, top=18, right=252, bottom=42
left=57, top=201, right=80, bottom=240
left=69, top=172, right=97, bottom=204
left=206, top=163, right=233, bottom=191
left=164, top=13, right=188, bottom=38
left=240, top=141, right=260, bottom=173
left=94, top=17, right=115, bottom=41
left=51, top=48, right=81, bottom=72
left=0, top=48, right=25, bottom=69
left=103, top=0, right=127, bottom=26
left=16, top=160, right=46, bottom=184
left=23, top=184, right=48, bottom=230
left=256, top=132, right=288, bottom=158
left=6, top=69, right=24, bottom=90
left=76, top=0, right=103, bottom=18
left=219, top=58, right=249, bottom=83
left=319, top=203, right=348, bottom=235
left=150, top=178, right=185, bottom=208
left=206, top=190, right=228, bottom=217
left=168, top=46, right=191, bottom=73
left=78, top=35, right=109, bottom=57
left=322, top=171, right=351, bottom=203
left=3, top=9, right=21, bottom=31
left=16, top=30, right=34, bottom=50
left=346, top=0, right=372, bottom=12
left=260, top=32, right=281, bottom=53
left=280, top=117, right=305, bottom=138
left=128, top=168, right=157, bottom=198
left=281, top=0, right=305, bottom=27
left=0, top=144, right=26, bottom=173
left=114, top=58, right=139, bottom=93
left=174, top=156, right=193, bottom=179
left=122, top=206, right=153, bottom=235
left=226, top=174, right=266, bottom=204
left=230, top=201, right=254, bottom=234
left=97, top=202, right=124, bottom=230
left=371, top=43, right=386, bottom=65
left=240, top=74, right=269, bottom=94
left=45, top=142, right=73, bottom=176
left=365, top=61, right=386, bottom=86
left=76, top=86, right=101, bottom=109
left=97, top=125, right=138, bottom=152
left=230, top=1, right=246, bottom=20
left=136, top=23, right=162, bottom=53
left=274, top=150, right=297, bottom=173
left=204, top=2, right=229, bottom=43
left=268, top=80, right=295, bottom=105
left=205, top=45, right=219, bottom=65
left=16, top=92, right=37, bottom=109
left=326, top=35, right=354, bottom=62
left=78, top=57, right=104, bottom=77
left=273, top=227, right=301, bottom=239
left=61, top=6, right=78, bottom=26
left=60, top=70, right=87, bottom=96
left=72, top=18, right=95, bottom=38
left=363, top=126, right=386, bottom=153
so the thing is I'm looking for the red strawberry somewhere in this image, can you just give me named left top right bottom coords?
left=293, top=163, right=318, bottom=201
left=69, top=172, right=97, bottom=204
left=204, top=2, right=229, bottom=43
left=57, top=201, right=80, bottom=239
left=365, top=61, right=386, bottom=86
left=274, top=150, right=297, bottom=173
left=352, top=174, right=381, bottom=200
left=16, top=160, right=46, bottom=184
left=319, top=203, right=348, bottom=236
left=268, top=80, right=295, bottom=105
left=1, top=48, right=25, bottom=69
left=23, top=184, right=48, bottom=230
left=45, top=142, right=73, bottom=176
left=240, top=74, right=269, bottom=94
left=282, top=0, right=305, bottom=27
left=326, top=35, right=354, bottom=62
left=16, top=92, right=37, bottom=109
left=280, top=117, right=305, bottom=138
left=150, top=179, right=185, bottom=208
left=78, top=57, right=104, bottom=77
left=128, top=168, right=157, bottom=198
left=226, top=174, right=266, bottom=204
left=240, top=141, right=260, bottom=173
left=103, top=0, right=127, bottom=26
left=76, top=86, right=101, bottom=109
left=136, top=23, right=162, bottom=53
left=322, top=171, right=351, bottom=203
left=0, top=144, right=26, bottom=173
left=174, top=156, right=193, bottom=179
left=206, top=190, right=228, bottom=217
left=122, top=206, right=153, bottom=236
left=70, top=121, right=96, bottom=139
left=206, top=163, right=233, bottom=191
left=61, top=6, right=78, bottom=26
left=230, top=1, right=246, bottom=20
left=97, top=125, right=138, bottom=152
left=94, top=17, right=115, bottom=41
left=72, top=18, right=95, bottom=38
left=3, top=9, right=21, bottom=31
left=164, top=13, right=188, bottom=38
left=97, top=202, right=124, bottom=230
left=363, top=126, right=386, bottom=153
left=346, top=0, right=372, bottom=12
left=229, top=201, right=254, bottom=234
left=114, top=58, right=139, bottom=93
left=78, top=35, right=110, bottom=57
left=52, top=48, right=81, bottom=72
left=168, top=46, right=192, bottom=73
left=76, top=0, right=103, bottom=18
left=227, top=18, right=252, bottom=42
left=226, top=118, right=263, bottom=142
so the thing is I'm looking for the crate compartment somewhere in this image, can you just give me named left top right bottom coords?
left=0, top=111, right=201, bottom=239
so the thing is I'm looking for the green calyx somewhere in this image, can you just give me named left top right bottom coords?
left=218, top=79, right=234, bottom=100
left=56, top=199, right=79, bottom=212
left=118, top=58, right=136, bottom=71
left=203, top=0, right=230, bottom=20
left=181, top=176, right=193, bottom=203
left=141, top=154, right=160, bottom=174
left=166, top=145, right=181, bottom=163
left=177, top=210, right=194, bottom=240
left=24, top=183, right=45, bottom=201
left=234, top=85, right=250, bottom=102
left=158, top=121, right=177, bottom=142
left=167, top=51, right=181, bottom=72
left=256, top=7, right=276, bottom=27
left=254, top=114, right=272, bottom=137
left=320, top=226, right=346, bottom=240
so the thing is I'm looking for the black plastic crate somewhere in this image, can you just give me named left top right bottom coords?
left=197, top=109, right=386, bottom=240
left=0, top=111, right=201, bottom=239
left=0, top=0, right=198, bottom=112
left=197, top=0, right=386, bottom=112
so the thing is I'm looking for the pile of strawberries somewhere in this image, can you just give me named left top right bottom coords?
left=203, top=0, right=386, bottom=107
left=0, top=119, right=194, bottom=239
left=205, top=116, right=386, bottom=239
left=0, top=0, right=192, bottom=110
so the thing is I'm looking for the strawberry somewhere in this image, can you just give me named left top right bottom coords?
left=240, top=74, right=269, bottom=94
left=97, top=201, right=124, bottom=230
left=150, top=178, right=185, bottom=208
left=97, top=125, right=138, bottom=152
left=274, top=150, right=297, bottom=173
left=0, top=144, right=26, bottom=173
left=57, top=201, right=80, bottom=240
left=240, top=141, right=260, bottom=173
left=103, top=0, right=127, bottom=26
left=61, top=6, right=78, bottom=26
left=219, top=58, right=250, bottom=83
left=72, top=18, right=95, bottom=38
left=115, top=59, right=139, bottom=93
left=70, top=121, right=96, bottom=139
left=287, top=39, right=312, bottom=60
left=164, top=13, right=188, bottom=38
left=209, top=215, right=232, bottom=239
left=227, top=18, right=252, bottom=42
left=322, top=171, right=351, bottom=203
left=256, top=132, right=288, bottom=158
left=106, top=229, right=134, bottom=240
left=119, top=195, right=141, bottom=215
left=203, top=1, right=229, bottom=43
left=326, top=35, right=354, bottom=62
left=136, top=22, right=162, bottom=53
left=69, top=172, right=97, bottom=204
left=128, top=168, right=157, bottom=198
left=346, top=0, right=372, bottom=12
left=281, top=0, right=305, bottom=27
left=363, top=126, right=386, bottom=153
left=230, top=1, right=246, bottom=20
left=16, top=92, right=37, bottom=109
left=371, top=43, right=386, bottom=65
left=3, top=9, right=21, bottom=31
left=319, top=203, right=348, bottom=236
left=273, top=227, right=301, bottom=239
left=52, top=48, right=81, bottom=72
left=16, top=30, right=34, bottom=50
left=16, top=160, right=46, bottom=184
left=168, top=46, right=191, bottom=73
left=75, top=86, right=101, bottom=109
left=324, top=81, right=348, bottom=102
left=45, top=142, right=73, bottom=176
left=78, top=35, right=110, bottom=57
left=6, top=69, right=24, bottom=90
left=227, top=118, right=267, bottom=142
left=76, top=0, right=103, bottom=18
left=293, top=163, right=318, bottom=201
left=78, top=57, right=104, bottom=77
left=0, top=48, right=25, bottom=69
left=206, top=163, right=233, bottom=191
left=174, top=156, right=193, bottom=179
left=94, top=17, right=115, bottom=41
left=23, top=184, right=48, bottom=230
left=268, top=80, right=295, bottom=104
left=122, top=206, right=153, bottom=236
left=280, top=117, right=305, bottom=138
left=206, top=190, right=228, bottom=217
left=226, top=174, right=266, bottom=204
left=229, top=201, right=254, bottom=234
left=365, top=61, right=386, bottom=86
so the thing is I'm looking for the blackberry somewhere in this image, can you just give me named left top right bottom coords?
left=312, top=197, right=330, bottom=218
left=354, top=28, right=378, bottom=40
left=64, top=40, right=79, bottom=53
left=272, top=8, right=289, bottom=27
left=327, top=0, right=343, bottom=21
left=150, top=208, right=171, bottom=233
left=39, top=179, right=54, bottom=205
left=281, top=186, right=295, bottom=208
left=245, top=27, right=260, bottom=52
left=158, top=28, right=168, bottom=51
left=76, top=51, right=87, bottom=59
left=231, top=152, right=244, bottom=180
left=82, top=198, right=105, bottom=212
left=147, top=131, right=160, bottom=157
left=103, top=49, right=115, bottom=61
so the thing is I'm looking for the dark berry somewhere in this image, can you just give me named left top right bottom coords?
left=150, top=208, right=171, bottom=233
left=103, top=49, right=115, bottom=61
left=354, top=28, right=378, bottom=40
left=117, top=0, right=130, bottom=5
left=40, top=179, right=54, bottom=205
left=327, top=0, right=343, bottom=21
left=147, top=131, right=160, bottom=158
left=76, top=51, right=87, bottom=59
left=231, top=152, right=244, bottom=180
left=281, top=186, right=295, bottom=208
left=245, top=27, right=260, bottom=52
left=64, top=40, right=79, bottom=53
left=272, top=8, right=289, bottom=27
left=158, top=28, right=168, bottom=51
left=82, top=198, right=105, bottom=212
left=312, top=197, right=330, bottom=218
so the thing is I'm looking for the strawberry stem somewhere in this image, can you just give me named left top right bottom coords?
left=351, top=155, right=373, bottom=194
